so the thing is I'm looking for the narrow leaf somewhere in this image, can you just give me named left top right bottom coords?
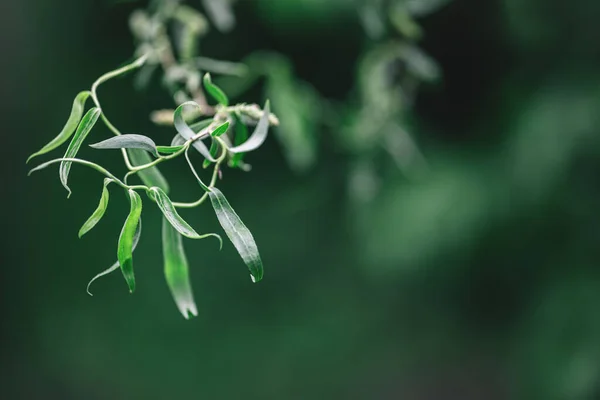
left=78, top=178, right=112, bottom=238
left=202, top=138, right=220, bottom=169
left=157, top=144, right=184, bottom=154
left=117, top=189, right=143, bottom=293
left=127, top=148, right=170, bottom=193
left=174, top=102, right=215, bottom=162
left=211, top=121, right=230, bottom=137
left=203, top=73, right=229, bottom=106
left=189, top=118, right=213, bottom=133
left=59, top=107, right=102, bottom=196
left=162, top=217, right=198, bottom=319
left=229, top=100, right=270, bottom=154
left=230, top=114, right=249, bottom=168
left=87, top=219, right=142, bottom=296
left=208, top=188, right=263, bottom=282
left=90, top=134, right=158, bottom=157
left=27, top=91, right=91, bottom=163
left=149, top=187, right=222, bottom=246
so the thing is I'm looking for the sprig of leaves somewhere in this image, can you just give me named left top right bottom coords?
left=27, top=53, right=278, bottom=319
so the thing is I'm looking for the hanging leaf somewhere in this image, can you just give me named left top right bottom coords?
left=230, top=114, right=249, bottom=168
left=149, top=186, right=222, bottom=246
left=127, top=148, right=170, bottom=194
left=174, top=101, right=215, bottom=162
left=202, top=139, right=220, bottom=169
left=202, top=73, right=229, bottom=106
left=27, top=91, right=92, bottom=163
left=90, top=134, right=159, bottom=157
left=59, top=107, right=102, bottom=197
left=78, top=178, right=112, bottom=238
left=87, top=219, right=142, bottom=296
left=162, top=218, right=198, bottom=319
left=117, top=189, right=143, bottom=293
left=208, top=188, right=263, bottom=282
left=229, top=100, right=270, bottom=154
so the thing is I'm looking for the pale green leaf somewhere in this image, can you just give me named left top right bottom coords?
left=27, top=91, right=92, bottom=163
left=162, top=217, right=198, bottom=319
left=90, top=134, right=158, bottom=157
left=117, top=189, right=143, bottom=293
left=59, top=107, right=102, bottom=197
left=174, top=102, right=215, bottom=161
left=78, top=178, right=112, bottom=238
left=229, top=100, right=270, bottom=154
left=208, top=188, right=263, bottom=282
left=149, top=186, right=222, bottom=246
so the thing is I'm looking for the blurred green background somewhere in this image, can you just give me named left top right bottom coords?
left=2, top=0, right=600, bottom=399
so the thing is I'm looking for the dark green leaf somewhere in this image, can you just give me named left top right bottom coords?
left=230, top=114, right=249, bottom=168
left=229, top=100, right=270, bottom=154
left=117, top=189, right=143, bottom=293
left=149, top=187, right=222, bottom=245
left=59, top=107, right=101, bottom=196
left=127, top=148, right=170, bottom=194
left=174, top=101, right=215, bottom=162
left=90, top=134, right=158, bottom=157
left=87, top=219, right=142, bottom=296
left=27, top=91, right=91, bottom=163
left=208, top=188, right=263, bottom=282
left=162, top=218, right=198, bottom=319
left=203, top=73, right=229, bottom=106
left=78, top=178, right=112, bottom=238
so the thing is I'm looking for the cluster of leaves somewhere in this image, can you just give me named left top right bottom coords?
left=27, top=54, right=277, bottom=319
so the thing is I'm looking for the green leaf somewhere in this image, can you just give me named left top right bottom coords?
left=59, top=107, right=102, bottom=197
left=78, top=178, right=112, bottom=238
left=174, top=102, right=215, bottom=162
left=127, top=148, right=170, bottom=194
left=87, top=219, right=142, bottom=296
left=90, top=134, right=158, bottom=157
left=229, top=100, right=270, bottom=154
left=203, top=73, right=229, bottom=106
left=156, top=144, right=184, bottom=154
left=211, top=121, right=230, bottom=137
left=230, top=114, right=249, bottom=168
left=202, top=138, right=220, bottom=169
left=171, top=134, right=187, bottom=147
left=117, top=189, right=143, bottom=293
left=208, top=188, right=263, bottom=282
left=27, top=91, right=92, bottom=163
left=149, top=186, right=222, bottom=246
left=162, top=217, right=198, bottom=319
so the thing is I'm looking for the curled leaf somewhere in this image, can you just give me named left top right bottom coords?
left=90, top=134, right=159, bottom=157
left=60, top=107, right=102, bottom=196
left=174, top=102, right=215, bottom=162
left=229, top=100, right=270, bottom=154
left=149, top=186, right=222, bottom=246
left=27, top=91, right=92, bottom=163
left=127, top=148, right=170, bottom=194
left=79, top=178, right=112, bottom=238
left=86, top=219, right=142, bottom=296
left=162, top=217, right=198, bottom=319
left=189, top=118, right=213, bottom=133
left=203, top=73, right=229, bottom=106
left=171, top=134, right=187, bottom=147
left=208, top=188, right=263, bottom=282
left=117, top=189, right=143, bottom=293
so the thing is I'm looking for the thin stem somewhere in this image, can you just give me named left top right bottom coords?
left=173, top=138, right=228, bottom=208
left=90, top=54, right=149, bottom=170
left=184, top=146, right=210, bottom=192
left=123, top=143, right=190, bottom=184
left=28, top=157, right=148, bottom=192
